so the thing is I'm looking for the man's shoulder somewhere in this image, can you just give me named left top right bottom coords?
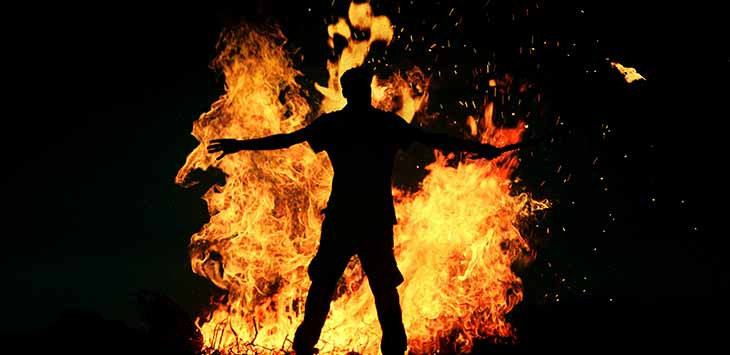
left=379, top=110, right=411, bottom=129
left=312, top=111, right=336, bottom=121
left=314, top=107, right=405, bottom=126
left=372, top=107, right=398, bottom=117
left=306, top=111, right=337, bottom=129
left=363, top=107, right=404, bottom=124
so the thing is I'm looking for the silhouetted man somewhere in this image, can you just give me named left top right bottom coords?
left=207, top=66, right=504, bottom=355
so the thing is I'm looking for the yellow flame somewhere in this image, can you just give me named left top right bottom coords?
left=315, top=1, right=396, bottom=113
left=610, top=61, right=645, bottom=83
left=175, top=2, right=548, bottom=354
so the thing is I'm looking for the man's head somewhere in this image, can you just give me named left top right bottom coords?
left=340, top=66, right=372, bottom=107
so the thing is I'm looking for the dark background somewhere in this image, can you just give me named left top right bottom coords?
left=2, top=0, right=725, bottom=353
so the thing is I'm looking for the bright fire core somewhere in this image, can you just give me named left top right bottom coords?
left=175, top=2, right=549, bottom=354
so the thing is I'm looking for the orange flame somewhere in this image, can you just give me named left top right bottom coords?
left=176, top=2, right=548, bottom=354
left=610, top=61, right=645, bottom=83
left=315, top=1, right=395, bottom=113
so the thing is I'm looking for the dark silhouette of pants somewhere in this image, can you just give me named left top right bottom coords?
left=293, top=217, right=407, bottom=355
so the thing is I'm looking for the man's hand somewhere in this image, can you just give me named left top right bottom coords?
left=477, top=143, right=502, bottom=159
left=207, top=139, right=242, bottom=161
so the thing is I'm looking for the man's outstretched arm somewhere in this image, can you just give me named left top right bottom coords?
left=412, top=129, right=502, bottom=159
left=207, top=130, right=308, bottom=160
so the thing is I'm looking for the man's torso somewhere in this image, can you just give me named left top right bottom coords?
left=305, top=106, right=415, bottom=225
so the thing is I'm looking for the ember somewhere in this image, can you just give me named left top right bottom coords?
left=610, top=61, right=646, bottom=83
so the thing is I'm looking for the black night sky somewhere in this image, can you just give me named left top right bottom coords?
left=3, top=1, right=726, bottom=353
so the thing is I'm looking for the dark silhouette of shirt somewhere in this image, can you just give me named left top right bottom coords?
left=302, top=105, right=417, bottom=225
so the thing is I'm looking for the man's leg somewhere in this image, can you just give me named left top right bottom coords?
left=292, top=275, right=343, bottom=355
left=358, top=232, right=407, bottom=355
left=293, top=219, right=353, bottom=355
left=369, top=281, right=407, bottom=355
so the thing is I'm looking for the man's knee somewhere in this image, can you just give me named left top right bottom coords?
left=369, top=275, right=404, bottom=301
left=364, top=263, right=404, bottom=290
left=307, top=255, right=349, bottom=285
left=359, top=248, right=404, bottom=289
